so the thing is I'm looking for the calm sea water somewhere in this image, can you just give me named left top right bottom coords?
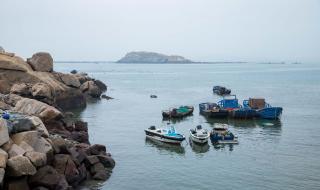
left=55, top=62, right=320, bottom=190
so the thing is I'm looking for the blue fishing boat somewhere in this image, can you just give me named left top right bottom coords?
left=210, top=125, right=238, bottom=144
left=217, top=95, right=256, bottom=119
left=199, top=103, right=229, bottom=118
left=243, top=98, right=283, bottom=119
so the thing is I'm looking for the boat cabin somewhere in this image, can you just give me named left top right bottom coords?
left=217, top=95, right=240, bottom=109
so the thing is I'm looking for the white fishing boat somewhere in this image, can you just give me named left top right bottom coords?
left=189, top=125, right=210, bottom=144
left=145, top=125, right=185, bottom=144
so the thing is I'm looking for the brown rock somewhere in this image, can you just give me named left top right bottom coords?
left=80, top=81, right=102, bottom=98
left=94, top=80, right=107, bottom=91
left=25, top=151, right=47, bottom=168
left=8, top=144, right=26, bottom=158
left=31, top=83, right=52, bottom=100
left=19, top=141, right=34, bottom=152
left=85, top=155, right=99, bottom=165
left=29, top=166, right=69, bottom=190
left=29, top=116, right=49, bottom=138
left=53, top=154, right=80, bottom=185
left=59, top=73, right=81, bottom=88
left=13, top=98, right=62, bottom=122
left=1, top=138, right=13, bottom=152
left=10, top=83, right=31, bottom=96
left=0, top=54, right=31, bottom=72
left=7, top=155, right=37, bottom=176
left=0, top=148, right=8, bottom=168
left=27, top=52, right=53, bottom=72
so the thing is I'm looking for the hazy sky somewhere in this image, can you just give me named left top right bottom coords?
left=1, top=0, right=319, bottom=62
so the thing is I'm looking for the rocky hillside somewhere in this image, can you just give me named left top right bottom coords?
left=117, top=51, right=193, bottom=63
left=0, top=48, right=115, bottom=189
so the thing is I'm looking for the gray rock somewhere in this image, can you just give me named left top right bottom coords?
left=27, top=52, right=53, bottom=72
left=96, top=155, right=115, bottom=168
left=70, top=69, right=78, bottom=74
left=25, top=151, right=47, bottom=168
left=94, top=80, right=107, bottom=91
left=11, top=115, right=35, bottom=133
left=0, top=148, right=8, bottom=168
left=85, top=155, right=99, bottom=165
left=7, top=155, right=37, bottom=176
left=0, top=118, right=10, bottom=146
left=29, top=116, right=49, bottom=138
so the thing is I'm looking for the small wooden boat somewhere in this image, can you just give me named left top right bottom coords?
left=243, top=98, right=283, bottom=119
left=145, top=125, right=185, bottom=144
left=199, top=103, right=229, bottom=118
left=189, top=125, right=210, bottom=144
left=217, top=95, right=256, bottom=119
left=213, top=86, right=231, bottom=96
left=210, top=125, right=238, bottom=144
left=162, top=106, right=194, bottom=118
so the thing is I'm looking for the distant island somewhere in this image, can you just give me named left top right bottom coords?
left=117, top=51, right=193, bottom=63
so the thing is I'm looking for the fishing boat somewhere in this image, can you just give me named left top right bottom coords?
left=189, top=125, right=210, bottom=144
left=243, top=98, right=283, bottom=119
left=212, top=86, right=231, bottom=96
left=162, top=106, right=194, bottom=118
left=199, top=103, right=229, bottom=118
left=217, top=95, right=256, bottom=119
left=210, top=125, right=238, bottom=144
left=144, top=125, right=185, bottom=144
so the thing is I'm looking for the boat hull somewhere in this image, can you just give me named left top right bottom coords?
left=145, top=130, right=185, bottom=144
left=201, top=110, right=229, bottom=118
left=189, top=133, right=209, bottom=144
left=257, top=107, right=283, bottom=119
left=229, top=109, right=256, bottom=119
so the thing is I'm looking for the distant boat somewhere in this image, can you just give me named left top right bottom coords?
left=189, top=125, right=210, bottom=144
left=199, top=103, right=229, bottom=118
left=243, top=98, right=283, bottom=119
left=145, top=125, right=185, bottom=144
left=210, top=125, right=238, bottom=144
left=212, top=86, right=231, bottom=96
left=162, top=106, right=194, bottom=118
left=217, top=95, right=256, bottom=119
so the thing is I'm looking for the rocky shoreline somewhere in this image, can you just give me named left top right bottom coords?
left=0, top=48, right=114, bottom=190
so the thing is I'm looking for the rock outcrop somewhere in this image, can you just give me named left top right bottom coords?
left=117, top=51, right=193, bottom=63
left=0, top=49, right=114, bottom=190
left=0, top=51, right=107, bottom=110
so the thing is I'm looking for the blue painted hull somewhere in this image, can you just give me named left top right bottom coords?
left=257, top=107, right=283, bottom=119
left=230, top=108, right=257, bottom=119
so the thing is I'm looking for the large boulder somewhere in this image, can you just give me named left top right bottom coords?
left=80, top=81, right=102, bottom=98
left=8, top=144, right=26, bottom=158
left=0, top=148, right=8, bottom=168
left=29, top=166, right=69, bottom=190
left=94, top=80, right=107, bottom=92
left=58, top=73, right=81, bottom=88
left=11, top=131, right=53, bottom=158
left=13, top=98, right=62, bottom=122
left=25, top=151, right=47, bottom=168
left=29, top=116, right=49, bottom=138
left=7, top=155, right=37, bottom=176
left=0, top=118, right=10, bottom=146
left=53, top=154, right=80, bottom=185
left=96, top=155, right=115, bottom=168
left=0, top=54, right=32, bottom=72
left=27, top=52, right=53, bottom=72
left=10, top=114, right=35, bottom=133
left=31, top=83, right=52, bottom=103
left=10, top=83, right=31, bottom=96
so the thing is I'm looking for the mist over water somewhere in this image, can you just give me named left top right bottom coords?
left=56, top=62, right=320, bottom=190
